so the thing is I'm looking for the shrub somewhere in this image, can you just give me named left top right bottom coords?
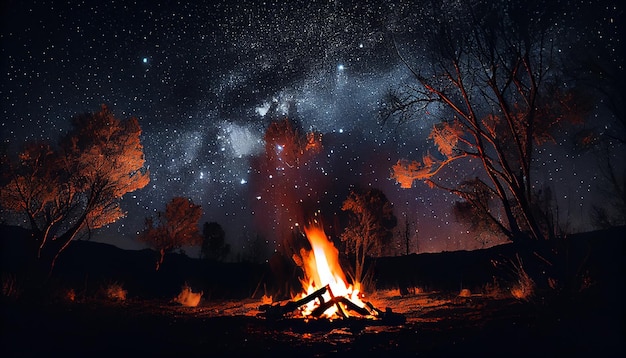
left=103, top=281, right=127, bottom=302
left=173, top=283, right=203, bottom=307
left=65, top=288, right=77, bottom=302
left=482, top=278, right=505, bottom=298
left=458, top=288, right=471, bottom=297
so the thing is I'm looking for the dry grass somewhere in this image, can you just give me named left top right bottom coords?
left=509, top=255, right=535, bottom=301
left=65, top=288, right=77, bottom=302
left=103, top=281, right=127, bottom=302
left=1, top=273, right=21, bottom=300
left=173, top=283, right=203, bottom=307
left=261, top=294, right=273, bottom=305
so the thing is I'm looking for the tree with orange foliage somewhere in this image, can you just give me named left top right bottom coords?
left=0, top=105, right=150, bottom=270
left=139, top=197, right=203, bottom=270
left=0, top=142, right=61, bottom=249
left=252, top=113, right=324, bottom=248
left=340, top=188, right=396, bottom=291
left=383, top=1, right=591, bottom=242
left=264, top=117, right=322, bottom=169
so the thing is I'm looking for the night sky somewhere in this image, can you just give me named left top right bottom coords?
left=1, top=0, right=622, bottom=257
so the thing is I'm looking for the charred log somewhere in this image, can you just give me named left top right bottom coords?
left=258, top=284, right=405, bottom=326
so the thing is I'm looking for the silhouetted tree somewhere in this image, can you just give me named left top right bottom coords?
left=200, top=221, right=230, bottom=261
left=589, top=146, right=626, bottom=228
left=240, top=232, right=271, bottom=264
left=0, top=105, right=150, bottom=270
left=384, top=0, right=591, bottom=243
left=139, top=197, right=203, bottom=270
left=340, top=188, right=396, bottom=289
left=399, top=212, right=418, bottom=255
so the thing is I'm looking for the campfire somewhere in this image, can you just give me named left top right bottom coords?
left=260, top=223, right=403, bottom=325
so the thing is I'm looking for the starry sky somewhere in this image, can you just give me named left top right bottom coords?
left=1, top=0, right=623, bottom=258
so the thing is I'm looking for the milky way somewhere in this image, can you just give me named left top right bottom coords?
left=1, top=0, right=623, bottom=257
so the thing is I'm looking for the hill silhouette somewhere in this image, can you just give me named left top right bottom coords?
left=1, top=224, right=623, bottom=303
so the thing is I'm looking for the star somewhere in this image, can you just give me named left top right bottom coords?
left=0, top=0, right=620, bottom=257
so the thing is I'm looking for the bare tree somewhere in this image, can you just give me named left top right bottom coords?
left=384, top=0, right=591, bottom=243
left=402, top=214, right=411, bottom=256
left=139, top=197, right=203, bottom=270
left=588, top=144, right=626, bottom=228
left=0, top=142, right=61, bottom=254
left=340, top=188, right=396, bottom=289
left=395, top=211, right=417, bottom=256
left=0, top=105, right=150, bottom=270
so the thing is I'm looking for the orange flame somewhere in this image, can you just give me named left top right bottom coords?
left=297, top=223, right=365, bottom=318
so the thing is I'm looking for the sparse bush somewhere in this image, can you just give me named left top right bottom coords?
left=138, top=197, right=203, bottom=270
left=510, top=256, right=535, bottom=301
left=65, top=288, right=76, bottom=302
left=482, top=278, right=505, bottom=298
left=399, top=285, right=420, bottom=296
left=547, top=277, right=559, bottom=291
left=102, top=281, right=127, bottom=302
left=578, top=270, right=595, bottom=292
left=458, top=288, right=471, bottom=298
left=1, top=273, right=21, bottom=301
left=173, top=283, right=203, bottom=307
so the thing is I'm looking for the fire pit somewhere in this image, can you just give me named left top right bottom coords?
left=259, top=284, right=404, bottom=323
left=258, top=223, right=405, bottom=327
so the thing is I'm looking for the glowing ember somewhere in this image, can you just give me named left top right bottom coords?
left=296, top=223, right=368, bottom=318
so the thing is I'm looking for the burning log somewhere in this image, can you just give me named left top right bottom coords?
left=258, top=284, right=405, bottom=326
left=259, top=285, right=330, bottom=320
left=311, top=296, right=366, bottom=318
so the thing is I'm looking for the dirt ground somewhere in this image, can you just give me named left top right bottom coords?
left=2, top=288, right=621, bottom=357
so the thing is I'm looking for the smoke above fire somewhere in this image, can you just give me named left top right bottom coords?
left=249, top=104, right=327, bottom=250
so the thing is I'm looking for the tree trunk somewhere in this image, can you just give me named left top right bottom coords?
left=155, top=249, right=165, bottom=271
left=48, top=219, right=86, bottom=274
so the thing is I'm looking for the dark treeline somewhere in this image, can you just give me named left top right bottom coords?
left=2, top=224, right=622, bottom=304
